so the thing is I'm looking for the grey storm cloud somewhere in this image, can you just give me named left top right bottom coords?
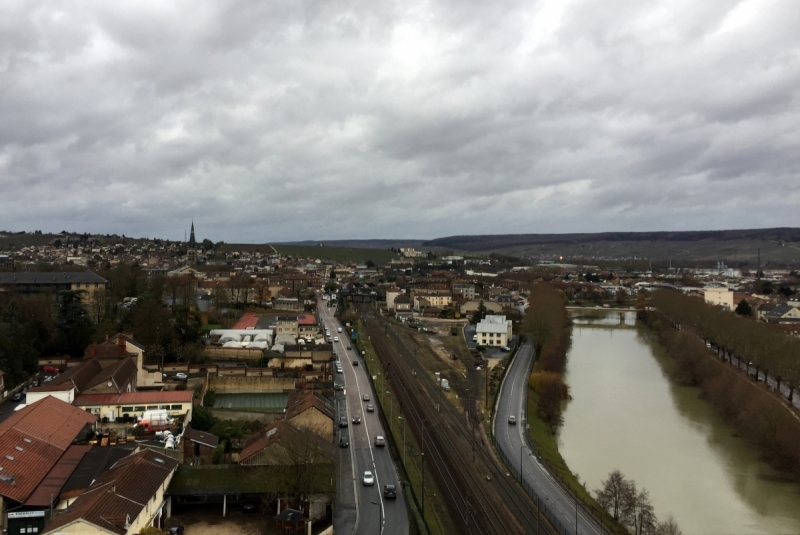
left=1, top=0, right=799, bottom=242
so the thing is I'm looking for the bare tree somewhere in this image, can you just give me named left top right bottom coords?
left=254, top=279, right=272, bottom=307
left=274, top=423, right=335, bottom=514
left=655, top=515, right=683, bottom=535
left=594, top=469, right=635, bottom=524
left=630, top=487, right=658, bottom=535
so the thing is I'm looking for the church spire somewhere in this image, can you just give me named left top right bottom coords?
left=188, top=221, right=197, bottom=247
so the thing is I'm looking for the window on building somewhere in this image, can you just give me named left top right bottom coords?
left=160, top=405, right=170, bottom=410
left=122, top=406, right=134, bottom=412
left=135, top=406, right=146, bottom=412
left=146, top=405, right=158, bottom=410
left=171, top=405, right=182, bottom=410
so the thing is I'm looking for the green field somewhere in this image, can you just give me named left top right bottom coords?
left=272, top=244, right=398, bottom=264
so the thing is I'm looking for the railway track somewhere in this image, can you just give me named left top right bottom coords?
left=360, top=307, right=554, bottom=535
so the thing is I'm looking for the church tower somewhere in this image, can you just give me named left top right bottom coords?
left=187, top=221, right=198, bottom=265
left=188, top=221, right=197, bottom=248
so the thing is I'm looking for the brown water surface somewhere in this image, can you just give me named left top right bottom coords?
left=559, top=311, right=800, bottom=535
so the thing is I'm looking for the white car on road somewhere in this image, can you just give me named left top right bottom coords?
left=363, top=471, right=375, bottom=486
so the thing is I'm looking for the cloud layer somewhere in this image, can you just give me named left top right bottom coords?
left=1, top=0, right=799, bottom=242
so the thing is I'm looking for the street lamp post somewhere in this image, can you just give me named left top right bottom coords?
left=370, top=500, right=382, bottom=535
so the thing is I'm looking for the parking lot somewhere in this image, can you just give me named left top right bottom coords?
left=167, top=504, right=273, bottom=535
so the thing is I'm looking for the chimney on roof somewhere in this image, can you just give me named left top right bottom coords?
left=118, top=335, right=126, bottom=356
left=88, top=344, right=96, bottom=358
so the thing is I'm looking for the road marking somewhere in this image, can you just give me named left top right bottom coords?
left=322, top=304, right=387, bottom=532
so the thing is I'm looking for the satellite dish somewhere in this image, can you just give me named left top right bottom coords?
left=107, top=381, right=113, bottom=387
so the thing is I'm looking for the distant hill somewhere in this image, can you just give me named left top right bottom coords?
left=276, top=239, right=426, bottom=249
left=422, top=228, right=800, bottom=266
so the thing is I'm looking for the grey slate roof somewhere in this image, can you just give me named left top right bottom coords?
left=0, top=271, right=106, bottom=285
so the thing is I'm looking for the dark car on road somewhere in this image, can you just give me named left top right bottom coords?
left=11, top=392, right=22, bottom=402
left=339, top=417, right=348, bottom=428
left=384, top=484, right=397, bottom=499
left=352, top=414, right=361, bottom=424
left=340, top=435, right=349, bottom=448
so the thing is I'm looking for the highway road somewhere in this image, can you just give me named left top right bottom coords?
left=319, top=299, right=409, bottom=535
left=495, top=343, right=606, bottom=535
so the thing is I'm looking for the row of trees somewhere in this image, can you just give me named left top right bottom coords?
left=0, top=291, right=96, bottom=385
left=524, top=283, right=572, bottom=431
left=595, top=470, right=682, bottom=535
left=644, top=319, right=800, bottom=476
left=651, top=290, right=800, bottom=403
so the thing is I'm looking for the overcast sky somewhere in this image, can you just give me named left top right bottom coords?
left=1, top=0, right=799, bottom=243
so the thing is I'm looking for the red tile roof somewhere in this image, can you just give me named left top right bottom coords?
left=285, top=390, right=333, bottom=422
left=73, top=391, right=193, bottom=407
left=233, top=312, right=260, bottom=329
left=25, top=445, right=92, bottom=506
left=44, top=450, right=179, bottom=535
left=0, top=397, right=97, bottom=504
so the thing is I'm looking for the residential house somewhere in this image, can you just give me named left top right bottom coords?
left=452, top=284, right=476, bottom=300
left=476, top=315, right=513, bottom=347
left=85, top=333, right=163, bottom=388
left=43, top=449, right=179, bottom=535
left=394, top=295, right=412, bottom=312
left=764, top=304, right=800, bottom=323
left=412, top=291, right=451, bottom=311
left=26, top=354, right=138, bottom=406
left=385, top=286, right=402, bottom=311
left=274, top=297, right=302, bottom=312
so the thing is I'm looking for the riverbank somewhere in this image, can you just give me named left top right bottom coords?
left=523, top=284, right=628, bottom=533
left=559, top=312, right=800, bottom=534
left=642, top=311, right=800, bottom=479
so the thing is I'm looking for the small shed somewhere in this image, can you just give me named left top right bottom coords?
left=183, top=425, right=220, bottom=465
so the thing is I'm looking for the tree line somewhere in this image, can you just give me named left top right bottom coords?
left=595, top=470, right=682, bottom=535
left=524, top=283, right=572, bottom=431
left=651, top=290, right=800, bottom=404
left=0, top=264, right=210, bottom=388
left=642, top=312, right=800, bottom=477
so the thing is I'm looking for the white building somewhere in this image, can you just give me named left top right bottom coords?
left=704, top=287, right=734, bottom=311
left=476, top=315, right=513, bottom=347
